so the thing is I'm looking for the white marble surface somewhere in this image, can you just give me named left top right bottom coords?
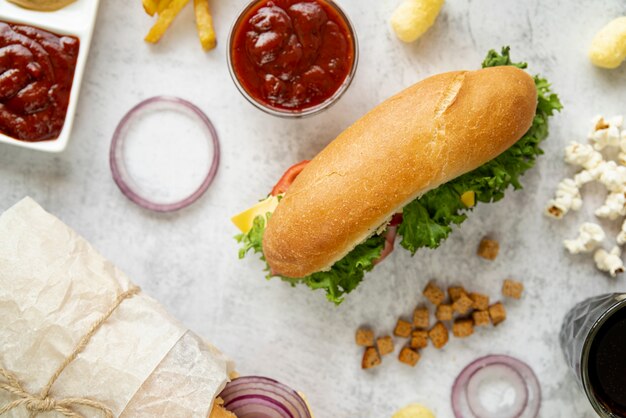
left=1, top=0, right=626, bottom=417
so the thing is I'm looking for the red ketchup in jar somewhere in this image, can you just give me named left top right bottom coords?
left=229, top=0, right=356, bottom=115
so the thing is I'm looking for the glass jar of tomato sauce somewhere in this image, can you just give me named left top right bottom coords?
left=227, top=0, right=358, bottom=118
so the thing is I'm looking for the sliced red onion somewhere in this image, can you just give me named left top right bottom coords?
left=374, top=225, right=397, bottom=265
left=467, top=364, right=528, bottom=417
left=374, top=213, right=404, bottom=265
left=452, top=355, right=541, bottom=418
left=110, top=96, right=220, bottom=212
left=219, top=376, right=312, bottom=418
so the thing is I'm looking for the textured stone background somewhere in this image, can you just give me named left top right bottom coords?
left=1, top=0, right=625, bottom=416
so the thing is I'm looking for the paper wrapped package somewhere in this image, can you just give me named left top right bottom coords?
left=0, top=198, right=234, bottom=417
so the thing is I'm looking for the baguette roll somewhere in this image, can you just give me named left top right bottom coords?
left=263, top=66, right=538, bottom=278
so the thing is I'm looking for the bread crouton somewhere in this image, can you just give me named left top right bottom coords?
left=362, top=347, right=381, bottom=369
left=452, top=292, right=473, bottom=315
left=410, top=329, right=428, bottom=349
left=448, top=286, right=467, bottom=302
left=394, top=319, right=412, bottom=338
left=377, top=336, right=394, bottom=355
left=453, top=318, right=474, bottom=338
left=436, top=304, right=453, bottom=321
left=478, top=238, right=499, bottom=260
left=489, top=302, right=507, bottom=326
left=428, top=321, right=449, bottom=349
left=472, top=310, right=491, bottom=327
left=413, top=307, right=430, bottom=329
left=502, top=279, right=524, bottom=299
left=355, top=328, right=374, bottom=347
left=469, top=292, right=490, bottom=311
left=423, top=281, right=445, bottom=306
left=398, top=347, right=421, bottom=367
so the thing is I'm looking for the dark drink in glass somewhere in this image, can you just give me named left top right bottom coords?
left=588, top=306, right=626, bottom=415
left=560, top=293, right=626, bottom=418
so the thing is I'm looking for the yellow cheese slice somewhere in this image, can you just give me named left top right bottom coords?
left=231, top=196, right=279, bottom=234
left=461, top=191, right=476, bottom=207
left=392, top=403, right=436, bottom=418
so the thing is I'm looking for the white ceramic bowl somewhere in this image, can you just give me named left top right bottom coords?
left=0, top=0, right=100, bottom=153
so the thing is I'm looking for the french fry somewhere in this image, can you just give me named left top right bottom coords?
left=142, top=0, right=159, bottom=16
left=157, top=0, right=173, bottom=14
left=145, top=0, right=190, bottom=44
left=194, top=0, right=216, bottom=51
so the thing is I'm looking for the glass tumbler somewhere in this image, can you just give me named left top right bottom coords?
left=559, top=293, right=626, bottom=417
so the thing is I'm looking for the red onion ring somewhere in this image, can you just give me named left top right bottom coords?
left=373, top=213, right=404, bottom=265
left=451, top=355, right=541, bottom=418
left=219, top=376, right=312, bottom=418
left=374, top=225, right=397, bottom=265
left=109, top=96, right=220, bottom=212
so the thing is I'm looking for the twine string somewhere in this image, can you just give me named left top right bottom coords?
left=0, top=286, right=141, bottom=418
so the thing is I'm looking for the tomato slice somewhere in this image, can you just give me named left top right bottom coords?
left=271, top=160, right=310, bottom=196
left=389, top=213, right=403, bottom=227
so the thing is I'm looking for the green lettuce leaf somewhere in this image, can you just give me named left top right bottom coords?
left=236, top=214, right=269, bottom=260
left=482, top=46, right=527, bottom=69
left=299, top=234, right=385, bottom=304
left=398, top=46, right=563, bottom=254
left=237, top=212, right=385, bottom=304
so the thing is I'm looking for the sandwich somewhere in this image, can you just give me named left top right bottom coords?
left=233, top=47, right=562, bottom=304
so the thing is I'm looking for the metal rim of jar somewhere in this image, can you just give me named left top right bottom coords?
left=226, top=0, right=359, bottom=119
left=580, top=294, right=626, bottom=418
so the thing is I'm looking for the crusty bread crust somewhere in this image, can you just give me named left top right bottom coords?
left=263, top=66, right=538, bottom=278
left=208, top=403, right=237, bottom=418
